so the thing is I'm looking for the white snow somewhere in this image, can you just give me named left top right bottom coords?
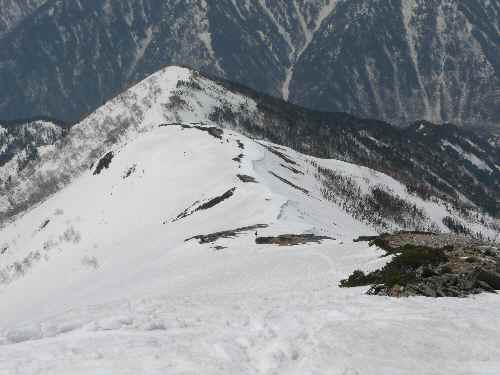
left=0, top=125, right=499, bottom=374
left=1, top=66, right=499, bottom=374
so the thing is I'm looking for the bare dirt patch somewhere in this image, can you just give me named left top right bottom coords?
left=159, top=123, right=223, bottom=139
left=186, top=224, right=269, bottom=244
left=237, top=174, right=257, bottom=183
left=269, top=172, right=309, bottom=195
left=172, top=188, right=236, bottom=222
left=93, top=151, right=114, bottom=175
left=280, top=163, right=304, bottom=175
left=256, top=234, right=333, bottom=246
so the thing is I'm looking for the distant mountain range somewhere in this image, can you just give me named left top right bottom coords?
left=0, top=0, right=498, bottom=128
left=0, top=0, right=47, bottom=36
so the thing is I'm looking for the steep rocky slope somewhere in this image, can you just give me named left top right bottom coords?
left=0, top=0, right=498, bottom=128
left=291, top=0, right=500, bottom=127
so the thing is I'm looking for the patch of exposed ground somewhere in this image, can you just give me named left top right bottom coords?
left=123, top=164, right=137, bottom=179
left=260, top=143, right=297, bottom=165
left=212, top=246, right=227, bottom=251
left=197, top=188, right=236, bottom=211
left=93, top=151, right=114, bottom=175
left=159, top=123, right=223, bottom=139
left=186, top=224, right=269, bottom=244
left=341, top=232, right=500, bottom=297
left=172, top=188, right=236, bottom=222
left=280, top=163, right=304, bottom=175
left=269, top=172, right=309, bottom=195
left=233, top=154, right=244, bottom=163
left=256, top=234, right=333, bottom=246
left=237, top=174, right=257, bottom=183
left=39, top=219, right=50, bottom=230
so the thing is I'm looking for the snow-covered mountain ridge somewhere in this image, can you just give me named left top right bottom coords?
left=1, top=65, right=500, bottom=374
left=2, top=66, right=499, bottom=224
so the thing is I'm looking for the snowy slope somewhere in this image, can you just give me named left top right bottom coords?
left=1, top=125, right=500, bottom=374
left=1, top=68, right=500, bottom=373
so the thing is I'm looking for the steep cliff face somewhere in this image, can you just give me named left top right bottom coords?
left=0, top=0, right=301, bottom=122
left=0, top=0, right=498, bottom=128
left=290, top=0, right=500, bottom=127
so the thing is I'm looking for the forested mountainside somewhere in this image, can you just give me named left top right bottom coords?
left=208, top=72, right=500, bottom=217
left=0, top=118, right=66, bottom=183
left=0, top=0, right=498, bottom=128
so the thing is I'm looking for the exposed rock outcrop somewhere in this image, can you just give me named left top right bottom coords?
left=342, top=232, right=500, bottom=297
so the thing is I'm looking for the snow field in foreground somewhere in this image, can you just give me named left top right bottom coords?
left=1, top=124, right=499, bottom=374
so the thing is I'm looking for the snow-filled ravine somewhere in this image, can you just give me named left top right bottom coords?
left=0, top=123, right=499, bottom=374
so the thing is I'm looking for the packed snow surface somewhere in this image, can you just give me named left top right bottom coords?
left=1, top=125, right=499, bottom=374
left=0, top=67, right=499, bottom=374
